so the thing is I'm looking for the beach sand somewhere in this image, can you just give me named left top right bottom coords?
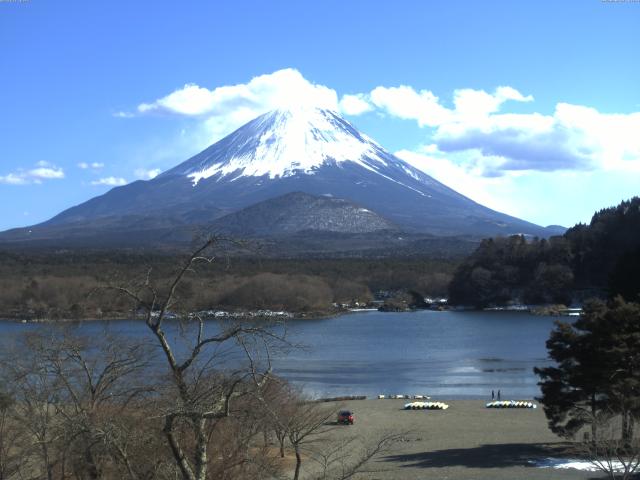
left=303, top=399, right=605, bottom=480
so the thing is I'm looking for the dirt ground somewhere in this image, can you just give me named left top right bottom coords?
left=297, top=399, right=607, bottom=480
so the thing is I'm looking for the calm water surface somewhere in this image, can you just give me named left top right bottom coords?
left=0, top=310, right=559, bottom=400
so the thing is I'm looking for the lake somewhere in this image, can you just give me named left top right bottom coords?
left=0, top=310, right=559, bottom=400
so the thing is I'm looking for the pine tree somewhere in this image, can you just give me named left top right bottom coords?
left=535, top=298, right=640, bottom=442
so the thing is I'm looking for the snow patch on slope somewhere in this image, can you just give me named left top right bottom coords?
left=185, top=107, right=391, bottom=185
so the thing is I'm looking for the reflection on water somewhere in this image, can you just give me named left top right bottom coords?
left=273, top=310, right=557, bottom=399
left=0, top=309, right=558, bottom=399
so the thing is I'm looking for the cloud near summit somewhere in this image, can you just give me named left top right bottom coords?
left=135, top=68, right=338, bottom=118
left=123, top=68, right=640, bottom=181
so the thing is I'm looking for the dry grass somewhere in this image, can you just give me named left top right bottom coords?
left=307, top=399, right=604, bottom=480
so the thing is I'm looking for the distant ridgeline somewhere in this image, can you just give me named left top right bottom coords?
left=448, top=197, right=640, bottom=307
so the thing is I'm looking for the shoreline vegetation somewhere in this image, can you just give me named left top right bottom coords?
left=0, top=302, right=581, bottom=323
left=449, top=197, right=640, bottom=308
left=0, top=251, right=459, bottom=322
left=1, top=197, right=638, bottom=324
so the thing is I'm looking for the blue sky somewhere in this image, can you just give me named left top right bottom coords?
left=1, top=0, right=639, bottom=230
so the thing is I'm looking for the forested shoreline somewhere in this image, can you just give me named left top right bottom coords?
left=2, top=197, right=639, bottom=320
left=449, top=197, right=640, bottom=307
left=0, top=252, right=457, bottom=321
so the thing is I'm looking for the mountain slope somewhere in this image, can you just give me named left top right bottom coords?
left=211, top=191, right=397, bottom=236
left=0, top=107, right=557, bottom=248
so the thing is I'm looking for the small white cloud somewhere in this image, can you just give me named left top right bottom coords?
left=339, top=94, right=373, bottom=116
left=113, top=111, right=135, bottom=118
left=0, top=163, right=65, bottom=185
left=78, top=162, right=104, bottom=170
left=495, top=86, right=534, bottom=103
left=29, top=167, right=65, bottom=179
left=91, top=177, right=127, bottom=186
left=138, top=83, right=217, bottom=116
left=0, top=173, right=29, bottom=185
left=369, top=85, right=453, bottom=127
left=134, top=168, right=162, bottom=180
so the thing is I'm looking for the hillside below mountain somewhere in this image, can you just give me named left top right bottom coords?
left=211, top=191, right=397, bottom=236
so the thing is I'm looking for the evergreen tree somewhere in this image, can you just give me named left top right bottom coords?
left=535, top=298, right=640, bottom=442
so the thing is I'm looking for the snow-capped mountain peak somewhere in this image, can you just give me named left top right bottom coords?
left=171, top=107, right=394, bottom=185
left=3, top=105, right=556, bottom=246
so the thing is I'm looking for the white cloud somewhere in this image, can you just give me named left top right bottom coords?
left=0, top=173, right=29, bottom=185
left=91, top=177, right=127, bottom=186
left=116, top=69, right=640, bottom=185
left=434, top=104, right=640, bottom=175
left=29, top=167, right=65, bottom=179
left=358, top=82, right=640, bottom=175
left=136, top=68, right=339, bottom=117
left=134, top=168, right=162, bottom=180
left=124, top=68, right=344, bottom=145
left=0, top=163, right=65, bottom=185
left=369, top=85, right=453, bottom=127
left=78, top=162, right=104, bottom=170
left=138, top=83, right=218, bottom=116
left=339, top=94, right=373, bottom=115
left=368, top=85, right=533, bottom=128
left=395, top=149, right=510, bottom=213
left=113, top=111, right=135, bottom=118
left=452, top=87, right=533, bottom=119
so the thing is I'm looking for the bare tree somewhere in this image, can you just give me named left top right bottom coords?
left=285, top=401, right=336, bottom=480
left=110, top=237, right=285, bottom=480
left=0, top=389, right=24, bottom=480
left=259, top=377, right=299, bottom=459
left=307, top=432, right=405, bottom=480
left=0, top=236, right=404, bottom=480
left=39, top=332, right=154, bottom=480
left=1, top=336, right=65, bottom=480
left=0, top=329, right=161, bottom=480
left=576, top=408, right=640, bottom=480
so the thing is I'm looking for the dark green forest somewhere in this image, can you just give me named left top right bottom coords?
left=449, top=197, right=640, bottom=307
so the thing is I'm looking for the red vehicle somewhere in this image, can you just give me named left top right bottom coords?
left=337, top=410, right=354, bottom=425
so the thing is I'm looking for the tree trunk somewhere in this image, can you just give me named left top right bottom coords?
left=621, top=410, right=635, bottom=449
left=164, top=416, right=196, bottom=480
left=293, top=445, right=301, bottom=480
left=84, top=447, right=100, bottom=480
left=591, top=393, right=598, bottom=444
left=194, top=418, right=208, bottom=480
left=41, top=443, right=54, bottom=480
left=622, top=409, right=630, bottom=446
left=279, top=438, right=285, bottom=458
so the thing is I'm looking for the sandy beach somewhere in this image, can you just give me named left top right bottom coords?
left=303, top=399, right=605, bottom=480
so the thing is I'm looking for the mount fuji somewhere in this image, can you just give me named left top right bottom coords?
left=0, top=107, right=562, bottom=250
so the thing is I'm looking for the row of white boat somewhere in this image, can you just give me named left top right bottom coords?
left=377, top=394, right=430, bottom=400
left=486, top=401, right=537, bottom=409
left=404, top=401, right=450, bottom=410
left=378, top=395, right=536, bottom=410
